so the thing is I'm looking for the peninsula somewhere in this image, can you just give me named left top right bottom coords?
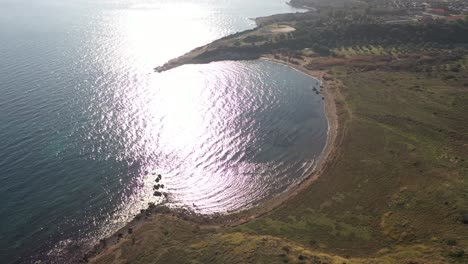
left=88, top=0, right=468, bottom=263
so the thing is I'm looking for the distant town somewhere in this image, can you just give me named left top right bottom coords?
left=371, top=0, right=468, bottom=24
left=291, top=0, right=468, bottom=24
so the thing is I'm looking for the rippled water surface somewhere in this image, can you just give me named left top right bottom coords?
left=0, top=0, right=327, bottom=263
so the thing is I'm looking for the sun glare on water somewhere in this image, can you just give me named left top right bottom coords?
left=89, top=1, right=224, bottom=238
left=85, top=0, right=324, bottom=247
left=121, top=2, right=216, bottom=68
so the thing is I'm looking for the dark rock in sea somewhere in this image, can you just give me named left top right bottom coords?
left=154, top=191, right=162, bottom=197
left=462, top=213, right=468, bottom=224
left=155, top=174, right=162, bottom=182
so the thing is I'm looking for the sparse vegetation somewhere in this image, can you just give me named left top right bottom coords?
left=93, top=2, right=468, bottom=264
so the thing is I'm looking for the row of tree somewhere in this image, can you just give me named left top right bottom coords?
left=283, top=16, right=468, bottom=54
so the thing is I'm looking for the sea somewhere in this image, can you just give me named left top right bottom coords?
left=0, top=0, right=327, bottom=263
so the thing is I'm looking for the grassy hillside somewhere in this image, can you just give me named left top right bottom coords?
left=89, top=49, right=468, bottom=263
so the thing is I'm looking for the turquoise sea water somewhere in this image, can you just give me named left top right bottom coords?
left=0, top=0, right=327, bottom=263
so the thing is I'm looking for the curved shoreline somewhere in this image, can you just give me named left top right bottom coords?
left=214, top=57, right=341, bottom=227
left=85, top=57, right=340, bottom=261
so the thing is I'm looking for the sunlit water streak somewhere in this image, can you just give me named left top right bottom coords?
left=0, top=0, right=328, bottom=263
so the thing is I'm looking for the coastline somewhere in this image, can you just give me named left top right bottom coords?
left=85, top=55, right=341, bottom=262
left=207, top=56, right=342, bottom=228
left=85, top=5, right=468, bottom=263
left=85, top=2, right=341, bottom=258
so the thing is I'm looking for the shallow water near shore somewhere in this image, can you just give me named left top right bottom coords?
left=0, top=0, right=327, bottom=263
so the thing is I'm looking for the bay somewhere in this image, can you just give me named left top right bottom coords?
left=0, top=1, right=327, bottom=263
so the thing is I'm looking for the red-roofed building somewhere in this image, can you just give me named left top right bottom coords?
left=429, top=8, right=449, bottom=16
left=447, top=15, right=466, bottom=21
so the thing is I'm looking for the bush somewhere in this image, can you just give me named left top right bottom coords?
left=448, top=249, right=465, bottom=258
left=446, top=239, right=457, bottom=246
left=244, top=35, right=266, bottom=43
